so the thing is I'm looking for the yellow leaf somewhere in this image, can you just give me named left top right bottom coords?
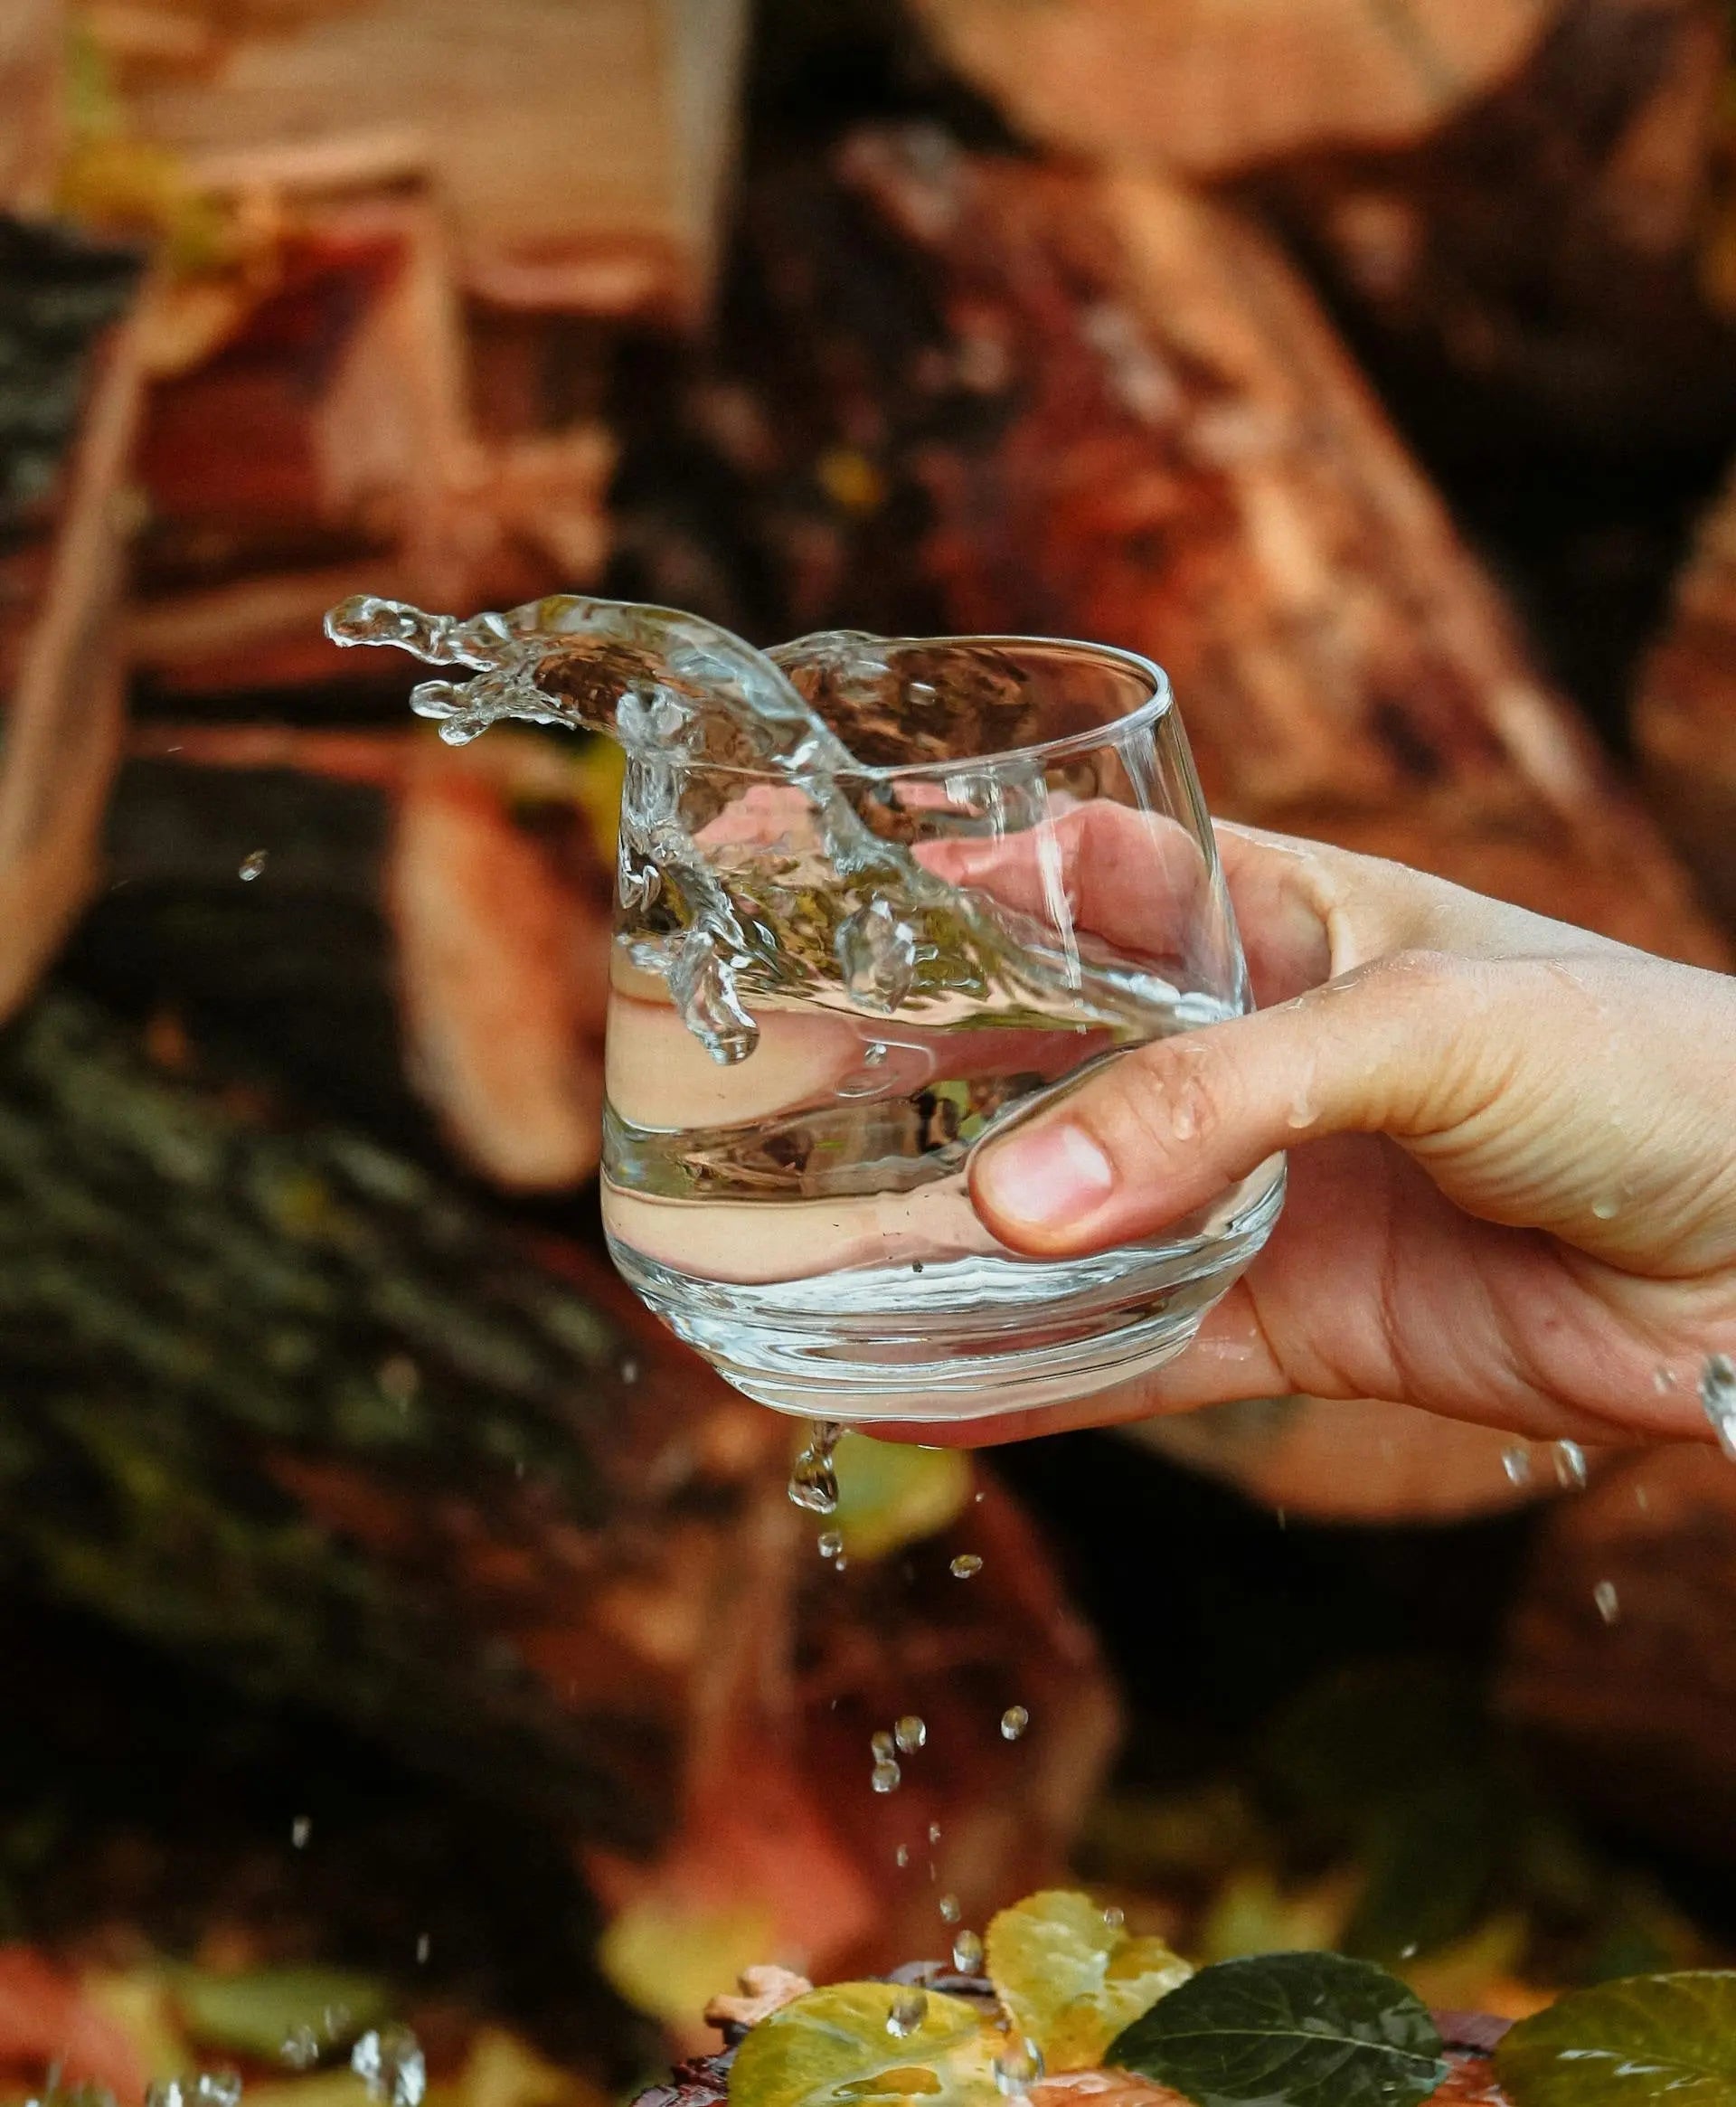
left=727, top=1984, right=1001, bottom=2107
left=599, top=1899, right=777, bottom=2030
left=985, top=1891, right=1191, bottom=2073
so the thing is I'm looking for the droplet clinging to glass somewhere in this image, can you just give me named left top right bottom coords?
left=1702, top=1354, right=1736, bottom=1461
left=789, top=1421, right=843, bottom=1514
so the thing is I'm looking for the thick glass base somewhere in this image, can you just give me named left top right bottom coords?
left=608, top=1159, right=1284, bottom=1422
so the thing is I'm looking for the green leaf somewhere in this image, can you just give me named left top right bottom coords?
left=986, top=1889, right=1191, bottom=2071
left=1108, top=1951, right=1446, bottom=2107
left=1496, top=1972, right=1736, bottom=2107
left=727, top=1983, right=1003, bottom=2107
left=174, top=1966, right=392, bottom=2058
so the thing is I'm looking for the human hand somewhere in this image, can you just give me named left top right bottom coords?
left=916, top=813, right=1736, bottom=1448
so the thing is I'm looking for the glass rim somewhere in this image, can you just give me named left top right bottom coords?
left=671, top=633, right=1175, bottom=781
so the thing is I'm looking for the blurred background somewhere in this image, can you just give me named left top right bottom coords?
left=3, top=0, right=1736, bottom=2095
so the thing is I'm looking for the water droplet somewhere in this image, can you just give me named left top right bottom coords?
left=1000, top=1705, right=1029, bottom=1741
left=1502, top=1445, right=1532, bottom=1487
left=817, top=1528, right=844, bottom=1559
left=1552, top=1440, right=1588, bottom=1489
left=618, top=1353, right=642, bottom=1386
left=895, top=1715, right=927, bottom=1753
left=1400, top=1942, right=1420, bottom=1961
left=836, top=900, right=919, bottom=1014
left=323, top=2008, right=353, bottom=2044
left=1101, top=1904, right=1125, bottom=1932
left=928, top=1821, right=942, bottom=1844
left=788, top=1421, right=843, bottom=1514
left=280, top=2030, right=320, bottom=2072
left=949, top=1554, right=982, bottom=1579
left=863, top=1042, right=889, bottom=1067
left=939, top=1893, right=961, bottom=1923
left=1285, top=1092, right=1314, bottom=1130
left=351, top=2030, right=425, bottom=2107
left=1635, top=1484, right=1651, bottom=1514
left=993, top=2039, right=1044, bottom=2098
left=414, top=1934, right=430, bottom=1966
left=887, top=1989, right=929, bottom=2039
left=895, top=1844, right=910, bottom=1868
left=872, top=1759, right=902, bottom=1794
left=1654, top=1365, right=1679, bottom=1394
left=196, top=2077, right=241, bottom=2107
left=290, top=1815, right=311, bottom=1848
left=1591, top=1196, right=1618, bottom=1221
left=952, top=1930, right=985, bottom=1973
left=239, top=850, right=268, bottom=883
left=1594, top=1580, right=1620, bottom=1625
left=1702, top=1354, right=1736, bottom=1461
left=872, top=1730, right=897, bottom=1762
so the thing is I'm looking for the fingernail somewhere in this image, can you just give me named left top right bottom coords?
left=976, top=1120, right=1115, bottom=1228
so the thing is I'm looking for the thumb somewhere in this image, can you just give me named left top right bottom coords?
left=970, top=950, right=1482, bottom=1254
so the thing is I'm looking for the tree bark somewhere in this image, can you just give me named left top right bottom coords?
left=0, top=990, right=1118, bottom=1986
left=1633, top=458, right=1736, bottom=929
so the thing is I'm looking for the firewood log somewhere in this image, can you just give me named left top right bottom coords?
left=100, top=0, right=751, bottom=321
left=0, top=989, right=1118, bottom=1995
left=731, top=130, right=1724, bottom=966
left=75, top=732, right=615, bottom=1190
left=1498, top=1442, right=1736, bottom=1866
left=909, top=0, right=1566, bottom=176
left=1633, top=458, right=1736, bottom=928
left=906, top=0, right=1736, bottom=450
left=0, top=215, right=149, bottom=1025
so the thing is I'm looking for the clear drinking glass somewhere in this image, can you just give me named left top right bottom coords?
left=601, top=635, right=1283, bottom=1421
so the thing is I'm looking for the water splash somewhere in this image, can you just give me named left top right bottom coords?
left=326, top=594, right=1206, bottom=1065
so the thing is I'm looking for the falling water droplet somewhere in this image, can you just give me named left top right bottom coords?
left=290, top=1815, right=311, bottom=1848
left=414, top=1934, right=430, bottom=1966
left=949, top=1554, right=983, bottom=1579
left=280, top=2030, right=320, bottom=2073
left=1000, top=1705, right=1030, bottom=1741
left=895, top=1715, right=927, bottom=1753
left=239, top=850, right=269, bottom=883
left=993, top=2039, right=1044, bottom=2098
left=1502, top=1445, right=1532, bottom=1487
left=952, top=1931, right=985, bottom=1974
left=1702, top=1354, right=1736, bottom=1461
left=872, top=1730, right=897, bottom=1762
left=351, top=2030, right=426, bottom=2107
left=789, top=1421, right=843, bottom=1514
left=1552, top=1441, right=1588, bottom=1489
left=895, top=1844, right=910, bottom=1868
left=939, top=1893, right=962, bottom=1924
left=887, top=1989, right=929, bottom=2040
left=817, top=1528, right=844, bottom=1559
left=872, top=1759, right=902, bottom=1794
left=1101, top=1904, right=1125, bottom=1932
left=928, top=1822, right=942, bottom=1844
left=1593, top=1581, right=1620, bottom=1625
left=618, top=1353, right=642, bottom=1386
